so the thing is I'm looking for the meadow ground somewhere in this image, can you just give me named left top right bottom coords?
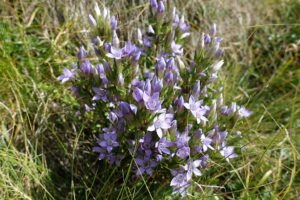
left=0, top=0, right=299, bottom=199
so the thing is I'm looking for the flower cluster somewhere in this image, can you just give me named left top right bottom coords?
left=58, top=0, right=251, bottom=196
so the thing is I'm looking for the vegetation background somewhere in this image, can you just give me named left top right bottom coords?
left=0, top=0, right=299, bottom=199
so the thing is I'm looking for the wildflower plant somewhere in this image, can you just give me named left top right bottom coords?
left=58, top=0, right=251, bottom=197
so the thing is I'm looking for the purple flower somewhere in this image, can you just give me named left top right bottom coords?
left=106, top=46, right=123, bottom=59
left=143, top=92, right=161, bottom=111
left=92, top=87, right=108, bottom=102
left=156, top=137, right=173, bottom=155
left=57, top=68, right=76, bottom=83
left=93, top=146, right=107, bottom=160
left=179, top=16, right=189, bottom=31
left=117, top=101, right=136, bottom=117
left=147, top=111, right=173, bottom=138
left=97, top=128, right=119, bottom=153
left=184, top=95, right=202, bottom=112
left=184, top=159, right=202, bottom=180
left=175, top=130, right=190, bottom=148
left=176, top=146, right=190, bottom=159
left=107, top=153, right=124, bottom=166
left=208, top=127, right=227, bottom=147
left=143, top=36, right=152, bottom=48
left=237, top=107, right=252, bottom=118
left=220, top=146, right=237, bottom=162
left=134, top=156, right=157, bottom=176
left=140, top=132, right=154, bottom=151
left=122, top=41, right=139, bottom=57
left=184, top=96, right=210, bottom=124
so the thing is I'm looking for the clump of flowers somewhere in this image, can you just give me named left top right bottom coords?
left=58, top=0, right=251, bottom=196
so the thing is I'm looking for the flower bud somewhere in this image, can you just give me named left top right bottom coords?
left=210, top=60, right=224, bottom=73
left=117, top=73, right=124, bottom=86
left=112, top=30, right=120, bottom=47
left=192, top=80, right=200, bottom=99
left=80, top=60, right=93, bottom=75
left=157, top=1, right=165, bottom=14
left=110, top=16, right=117, bottom=30
left=210, top=23, right=217, bottom=36
left=94, top=3, right=101, bottom=16
left=77, top=46, right=87, bottom=60
left=88, top=14, right=97, bottom=27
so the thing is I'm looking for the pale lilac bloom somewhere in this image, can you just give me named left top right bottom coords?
left=108, top=111, right=118, bottom=123
left=237, top=107, right=252, bottom=118
left=184, top=159, right=202, bottom=180
left=171, top=41, right=183, bottom=55
left=57, top=68, right=75, bottom=83
left=106, top=46, right=123, bottom=59
left=201, top=134, right=214, bottom=152
left=170, top=170, right=189, bottom=189
left=175, top=130, right=190, bottom=148
left=179, top=15, right=189, bottom=31
left=228, top=102, right=237, bottom=114
left=184, top=95, right=203, bottom=113
left=156, top=137, right=173, bottom=155
left=147, top=111, right=173, bottom=138
left=143, top=92, right=161, bottom=111
left=220, top=146, right=237, bottom=162
left=122, top=41, right=139, bottom=57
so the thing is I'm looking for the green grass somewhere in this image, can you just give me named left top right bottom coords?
left=0, top=0, right=299, bottom=199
